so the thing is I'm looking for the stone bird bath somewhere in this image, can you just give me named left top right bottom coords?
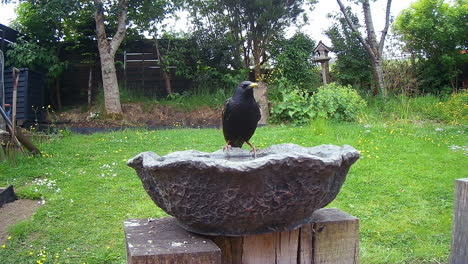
left=128, top=143, right=360, bottom=236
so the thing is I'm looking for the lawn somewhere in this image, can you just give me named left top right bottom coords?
left=0, top=120, right=466, bottom=263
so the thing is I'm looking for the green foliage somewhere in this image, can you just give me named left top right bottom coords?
left=394, top=0, right=468, bottom=92
left=268, top=33, right=321, bottom=90
left=436, top=91, right=468, bottom=125
left=186, top=0, right=315, bottom=76
left=6, top=37, right=67, bottom=82
left=382, top=59, right=420, bottom=96
left=325, top=8, right=373, bottom=91
left=270, top=88, right=313, bottom=125
left=270, top=83, right=366, bottom=124
left=312, top=83, right=367, bottom=122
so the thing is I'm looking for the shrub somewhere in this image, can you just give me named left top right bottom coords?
left=436, top=91, right=468, bottom=125
left=270, top=88, right=314, bottom=125
left=312, top=83, right=367, bottom=122
left=270, top=83, right=366, bottom=124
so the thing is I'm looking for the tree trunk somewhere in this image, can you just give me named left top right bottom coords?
left=373, top=58, right=387, bottom=97
left=336, top=0, right=391, bottom=97
left=94, top=0, right=128, bottom=116
left=154, top=38, right=172, bottom=95
left=88, top=66, right=93, bottom=107
left=97, top=49, right=122, bottom=115
left=252, top=38, right=269, bottom=124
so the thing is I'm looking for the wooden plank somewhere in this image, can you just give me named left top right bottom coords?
left=211, top=236, right=243, bottom=264
left=450, top=178, right=468, bottom=264
left=299, top=223, right=313, bottom=264
left=124, top=217, right=221, bottom=264
left=311, top=208, right=360, bottom=264
left=241, top=233, right=277, bottom=264
left=275, top=229, right=300, bottom=264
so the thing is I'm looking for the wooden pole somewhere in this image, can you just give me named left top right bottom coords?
left=450, top=178, right=468, bottom=264
left=11, top=68, right=19, bottom=140
left=321, top=62, right=327, bottom=85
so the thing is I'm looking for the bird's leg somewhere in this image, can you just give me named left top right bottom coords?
left=246, top=141, right=258, bottom=158
left=223, top=141, right=232, bottom=152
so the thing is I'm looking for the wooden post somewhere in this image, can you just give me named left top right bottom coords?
left=124, top=217, right=221, bottom=264
left=11, top=68, right=19, bottom=140
left=321, top=62, right=327, bottom=85
left=125, top=209, right=359, bottom=264
left=450, top=178, right=468, bottom=264
left=311, top=209, right=360, bottom=264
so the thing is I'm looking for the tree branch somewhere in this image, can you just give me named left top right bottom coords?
left=110, top=0, right=129, bottom=56
left=336, top=0, right=375, bottom=60
left=94, top=0, right=110, bottom=53
left=378, top=0, right=392, bottom=57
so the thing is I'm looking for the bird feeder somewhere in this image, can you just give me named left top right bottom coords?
left=313, top=41, right=332, bottom=85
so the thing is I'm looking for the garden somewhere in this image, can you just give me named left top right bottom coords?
left=0, top=0, right=467, bottom=263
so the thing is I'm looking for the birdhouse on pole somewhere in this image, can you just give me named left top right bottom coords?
left=313, top=41, right=332, bottom=85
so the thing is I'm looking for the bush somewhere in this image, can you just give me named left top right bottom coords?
left=270, top=88, right=313, bottom=125
left=436, top=91, right=468, bottom=125
left=312, top=83, right=367, bottom=122
left=270, top=83, right=366, bottom=124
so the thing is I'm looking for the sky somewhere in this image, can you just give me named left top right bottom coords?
left=0, top=0, right=416, bottom=44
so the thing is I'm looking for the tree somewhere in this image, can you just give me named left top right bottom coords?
left=187, top=0, right=313, bottom=79
left=336, top=0, right=392, bottom=97
left=187, top=0, right=315, bottom=123
left=269, top=32, right=321, bottom=91
left=93, top=0, right=129, bottom=116
left=325, top=10, right=373, bottom=91
left=8, top=0, right=81, bottom=108
left=394, top=0, right=468, bottom=93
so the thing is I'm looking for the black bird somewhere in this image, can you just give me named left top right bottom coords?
left=222, top=81, right=261, bottom=153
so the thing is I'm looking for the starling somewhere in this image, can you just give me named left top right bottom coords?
left=222, top=81, right=261, bottom=153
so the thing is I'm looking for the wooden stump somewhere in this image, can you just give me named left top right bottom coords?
left=450, top=178, right=468, bottom=264
left=124, top=218, right=221, bottom=264
left=213, top=208, right=359, bottom=264
left=125, top=208, right=359, bottom=264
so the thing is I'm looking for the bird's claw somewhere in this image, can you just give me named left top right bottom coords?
left=249, top=147, right=258, bottom=158
left=223, top=144, right=232, bottom=152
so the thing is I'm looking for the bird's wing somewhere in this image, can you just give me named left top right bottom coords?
left=222, top=98, right=233, bottom=122
left=254, top=102, right=261, bottom=123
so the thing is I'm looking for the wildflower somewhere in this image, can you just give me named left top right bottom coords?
left=2, top=244, right=5, bottom=248
left=7, top=236, right=11, bottom=240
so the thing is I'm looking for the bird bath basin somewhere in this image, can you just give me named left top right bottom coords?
left=127, top=143, right=360, bottom=236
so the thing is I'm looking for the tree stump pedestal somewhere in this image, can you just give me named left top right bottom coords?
left=124, top=208, right=359, bottom=264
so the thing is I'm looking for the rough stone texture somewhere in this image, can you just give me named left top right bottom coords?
left=128, top=144, right=360, bottom=236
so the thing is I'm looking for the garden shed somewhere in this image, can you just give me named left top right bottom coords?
left=4, top=68, right=46, bottom=126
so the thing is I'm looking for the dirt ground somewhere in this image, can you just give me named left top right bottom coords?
left=0, top=199, right=42, bottom=244
left=56, top=103, right=222, bottom=128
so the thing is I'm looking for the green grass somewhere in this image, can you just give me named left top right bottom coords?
left=0, top=121, right=466, bottom=263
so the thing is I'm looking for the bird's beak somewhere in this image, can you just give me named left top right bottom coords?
left=250, top=83, right=258, bottom=88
